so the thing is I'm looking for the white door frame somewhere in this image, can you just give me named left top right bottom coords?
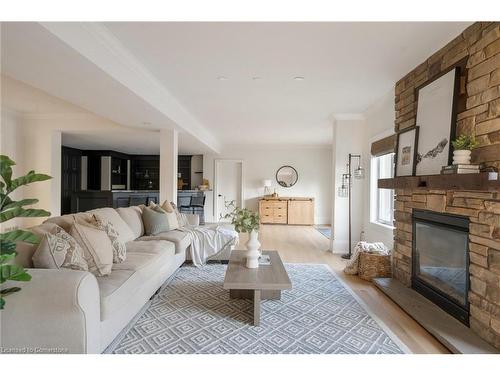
left=214, top=159, right=244, bottom=220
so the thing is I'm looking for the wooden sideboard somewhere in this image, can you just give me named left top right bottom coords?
left=259, top=197, right=314, bottom=225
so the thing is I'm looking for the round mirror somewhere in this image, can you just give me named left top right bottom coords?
left=276, top=166, right=298, bottom=188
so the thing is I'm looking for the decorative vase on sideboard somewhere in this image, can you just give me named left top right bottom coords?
left=245, top=230, right=261, bottom=268
left=452, top=150, right=471, bottom=165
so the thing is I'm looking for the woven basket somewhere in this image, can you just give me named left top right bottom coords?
left=358, top=252, right=391, bottom=281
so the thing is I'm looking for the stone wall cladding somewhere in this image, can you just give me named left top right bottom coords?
left=392, top=22, right=500, bottom=349
left=395, top=22, right=500, bottom=170
left=393, top=190, right=500, bottom=349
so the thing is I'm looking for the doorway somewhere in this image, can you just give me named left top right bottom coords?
left=214, top=159, right=244, bottom=221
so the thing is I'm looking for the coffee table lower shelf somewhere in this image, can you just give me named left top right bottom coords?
left=228, top=289, right=282, bottom=326
left=223, top=250, right=292, bottom=327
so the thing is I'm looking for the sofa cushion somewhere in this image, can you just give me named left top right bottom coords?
left=137, top=230, right=191, bottom=254
left=125, top=239, right=176, bottom=256
left=97, top=241, right=175, bottom=320
left=44, top=213, right=93, bottom=233
left=89, top=207, right=135, bottom=243
left=116, top=206, right=144, bottom=239
left=32, top=224, right=88, bottom=271
left=96, top=269, right=137, bottom=321
left=70, top=222, right=114, bottom=276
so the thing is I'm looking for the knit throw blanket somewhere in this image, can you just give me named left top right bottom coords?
left=343, top=241, right=390, bottom=275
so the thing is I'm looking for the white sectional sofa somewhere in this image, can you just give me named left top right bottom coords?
left=0, top=205, right=233, bottom=354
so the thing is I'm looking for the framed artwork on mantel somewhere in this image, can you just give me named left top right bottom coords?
left=415, top=66, right=460, bottom=176
left=395, top=126, right=419, bottom=177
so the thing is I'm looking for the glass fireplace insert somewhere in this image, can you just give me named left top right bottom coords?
left=412, top=209, right=469, bottom=325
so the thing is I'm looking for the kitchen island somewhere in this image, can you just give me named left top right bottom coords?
left=71, top=190, right=159, bottom=213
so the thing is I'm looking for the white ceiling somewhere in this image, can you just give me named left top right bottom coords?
left=2, top=22, right=471, bottom=151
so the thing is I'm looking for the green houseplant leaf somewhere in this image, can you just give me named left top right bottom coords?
left=0, top=229, right=40, bottom=244
left=7, top=170, right=51, bottom=193
left=0, top=264, right=32, bottom=283
left=0, top=207, right=51, bottom=223
left=0, top=240, right=17, bottom=255
left=0, top=155, right=15, bottom=187
left=2, top=198, right=39, bottom=211
left=0, top=154, right=51, bottom=309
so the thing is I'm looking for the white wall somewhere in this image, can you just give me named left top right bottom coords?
left=361, top=88, right=396, bottom=248
left=203, top=145, right=332, bottom=225
left=0, top=109, right=24, bottom=230
left=331, top=118, right=366, bottom=254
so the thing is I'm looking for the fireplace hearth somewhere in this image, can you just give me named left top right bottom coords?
left=412, top=209, right=470, bottom=325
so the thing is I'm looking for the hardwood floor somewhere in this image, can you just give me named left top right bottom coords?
left=234, top=224, right=450, bottom=354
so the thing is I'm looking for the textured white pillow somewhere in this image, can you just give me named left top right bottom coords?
left=70, top=222, right=114, bottom=276
left=91, top=214, right=127, bottom=263
left=32, top=225, right=88, bottom=271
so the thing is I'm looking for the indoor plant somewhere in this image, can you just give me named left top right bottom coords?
left=0, top=155, right=51, bottom=309
left=222, top=200, right=261, bottom=268
left=451, top=134, right=478, bottom=165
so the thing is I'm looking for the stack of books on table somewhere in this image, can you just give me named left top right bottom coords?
left=441, top=164, right=480, bottom=174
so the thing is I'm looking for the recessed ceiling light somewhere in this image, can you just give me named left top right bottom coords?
left=217, top=76, right=228, bottom=81
left=294, top=76, right=305, bottom=81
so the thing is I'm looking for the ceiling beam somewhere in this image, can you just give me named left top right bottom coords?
left=40, top=22, right=221, bottom=153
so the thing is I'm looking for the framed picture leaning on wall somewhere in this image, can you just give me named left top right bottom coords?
left=414, top=66, right=460, bottom=176
left=395, top=126, right=419, bottom=177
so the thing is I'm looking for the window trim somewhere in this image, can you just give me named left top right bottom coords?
left=370, top=152, right=395, bottom=229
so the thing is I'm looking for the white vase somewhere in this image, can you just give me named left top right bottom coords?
left=245, top=230, right=261, bottom=269
left=453, top=150, right=471, bottom=165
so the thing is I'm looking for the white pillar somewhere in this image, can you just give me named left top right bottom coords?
left=330, top=120, right=337, bottom=252
left=160, top=128, right=178, bottom=204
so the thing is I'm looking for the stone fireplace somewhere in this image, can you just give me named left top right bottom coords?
left=393, top=189, right=500, bottom=349
left=389, top=22, right=500, bottom=349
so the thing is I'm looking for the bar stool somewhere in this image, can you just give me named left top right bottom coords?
left=180, top=195, right=206, bottom=224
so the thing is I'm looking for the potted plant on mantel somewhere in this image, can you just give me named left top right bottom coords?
left=0, top=155, right=52, bottom=309
left=222, top=200, right=261, bottom=268
left=451, top=134, right=478, bottom=165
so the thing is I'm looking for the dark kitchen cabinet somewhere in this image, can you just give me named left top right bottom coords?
left=61, top=146, right=82, bottom=215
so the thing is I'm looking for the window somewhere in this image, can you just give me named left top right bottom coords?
left=370, top=153, right=395, bottom=227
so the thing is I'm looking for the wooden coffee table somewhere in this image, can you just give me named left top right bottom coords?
left=223, top=250, right=292, bottom=326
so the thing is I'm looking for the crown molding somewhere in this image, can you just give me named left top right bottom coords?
left=39, top=22, right=220, bottom=153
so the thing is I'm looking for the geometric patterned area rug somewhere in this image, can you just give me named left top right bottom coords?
left=107, top=264, right=407, bottom=354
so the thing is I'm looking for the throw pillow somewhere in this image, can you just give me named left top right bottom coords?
left=142, top=206, right=170, bottom=235
left=91, top=214, right=127, bottom=263
left=161, top=200, right=174, bottom=213
left=154, top=204, right=179, bottom=230
left=32, top=225, right=88, bottom=271
left=171, top=202, right=189, bottom=227
left=69, top=222, right=114, bottom=276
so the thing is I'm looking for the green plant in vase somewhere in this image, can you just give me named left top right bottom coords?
left=0, top=155, right=52, bottom=309
left=452, top=134, right=478, bottom=151
left=451, top=135, right=478, bottom=165
left=222, top=200, right=260, bottom=268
